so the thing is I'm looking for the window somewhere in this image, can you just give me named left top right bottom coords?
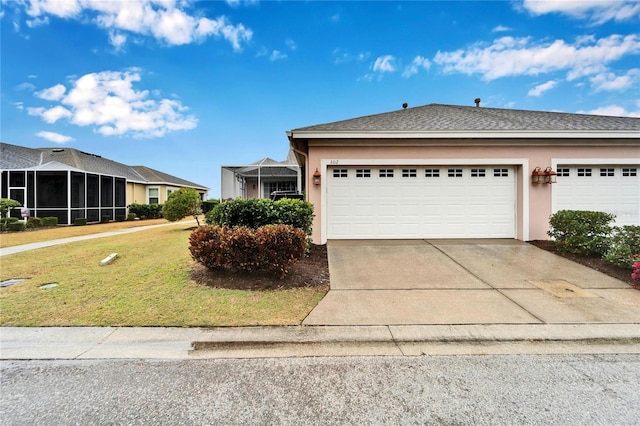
left=425, top=169, right=440, bottom=178
left=356, top=169, right=371, bottom=178
left=148, top=187, right=159, bottom=204
left=402, top=169, right=416, bottom=178
left=623, top=168, right=637, bottom=177
left=557, top=168, right=570, bottom=177
left=333, top=169, right=348, bottom=178
left=100, top=176, right=113, bottom=207
left=448, top=169, right=463, bottom=177
left=493, top=168, right=509, bottom=177
left=379, top=169, right=394, bottom=178
left=266, top=181, right=297, bottom=195
left=600, top=168, right=614, bottom=177
left=577, top=168, right=592, bottom=177
left=471, top=168, right=486, bottom=177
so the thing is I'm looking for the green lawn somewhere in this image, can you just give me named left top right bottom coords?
left=0, top=224, right=327, bottom=326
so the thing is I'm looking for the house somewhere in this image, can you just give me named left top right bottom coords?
left=0, top=142, right=208, bottom=224
left=286, top=102, right=640, bottom=244
left=220, top=150, right=301, bottom=200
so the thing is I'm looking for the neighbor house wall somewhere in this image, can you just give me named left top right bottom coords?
left=304, top=140, right=639, bottom=244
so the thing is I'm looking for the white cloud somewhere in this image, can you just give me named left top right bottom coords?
left=285, top=39, right=297, bottom=51
left=402, top=56, right=431, bottom=78
left=590, top=68, right=640, bottom=92
left=579, top=105, right=640, bottom=118
left=35, top=83, right=66, bottom=101
left=332, top=48, right=369, bottom=64
left=373, top=55, right=396, bottom=73
left=528, top=80, right=558, bottom=96
left=19, top=0, right=253, bottom=50
left=521, top=0, right=640, bottom=25
left=269, top=50, right=287, bottom=61
left=36, top=131, right=75, bottom=144
left=492, top=25, right=511, bottom=32
left=433, top=34, right=640, bottom=89
left=26, top=69, right=197, bottom=138
left=16, top=82, right=36, bottom=91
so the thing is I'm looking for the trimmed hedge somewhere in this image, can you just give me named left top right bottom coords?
left=7, top=221, right=25, bottom=232
left=602, top=225, right=640, bottom=269
left=42, top=217, right=58, bottom=227
left=548, top=210, right=615, bottom=257
left=74, top=218, right=88, bottom=226
left=26, top=217, right=43, bottom=228
left=206, top=198, right=314, bottom=235
left=128, top=203, right=163, bottom=219
left=189, top=224, right=307, bottom=278
left=200, top=199, right=220, bottom=215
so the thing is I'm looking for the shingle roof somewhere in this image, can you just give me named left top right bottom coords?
left=292, top=103, right=640, bottom=133
left=1, top=142, right=208, bottom=189
left=130, top=166, right=207, bottom=189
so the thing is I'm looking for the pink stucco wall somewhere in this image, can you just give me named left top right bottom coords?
left=303, top=141, right=639, bottom=244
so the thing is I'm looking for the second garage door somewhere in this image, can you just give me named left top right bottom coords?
left=327, top=165, right=516, bottom=239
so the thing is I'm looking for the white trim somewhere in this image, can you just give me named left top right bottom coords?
left=550, top=158, right=640, bottom=218
left=294, top=130, right=639, bottom=140
left=319, top=158, right=529, bottom=243
left=147, top=186, right=160, bottom=205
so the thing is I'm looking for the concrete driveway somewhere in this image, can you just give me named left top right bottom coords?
left=303, top=239, right=640, bottom=326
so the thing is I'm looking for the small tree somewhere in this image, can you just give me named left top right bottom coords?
left=0, top=198, right=21, bottom=219
left=162, top=188, right=202, bottom=225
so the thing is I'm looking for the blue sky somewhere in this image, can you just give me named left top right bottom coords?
left=2, top=0, right=639, bottom=198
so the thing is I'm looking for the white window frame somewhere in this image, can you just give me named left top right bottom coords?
left=147, top=187, right=160, bottom=204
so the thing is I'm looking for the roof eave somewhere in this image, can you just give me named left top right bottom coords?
left=290, top=130, right=640, bottom=139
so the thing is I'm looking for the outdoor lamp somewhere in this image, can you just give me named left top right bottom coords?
left=531, top=167, right=544, bottom=184
left=313, top=168, right=321, bottom=185
left=544, top=167, right=557, bottom=184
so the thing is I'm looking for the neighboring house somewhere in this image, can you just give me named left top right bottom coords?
left=221, top=150, right=301, bottom=200
left=0, top=142, right=208, bottom=224
left=286, top=102, right=640, bottom=244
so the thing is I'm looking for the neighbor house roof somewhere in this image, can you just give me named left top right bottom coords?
left=0, top=142, right=208, bottom=190
left=131, top=165, right=207, bottom=189
left=288, top=103, right=640, bottom=139
left=222, top=151, right=300, bottom=178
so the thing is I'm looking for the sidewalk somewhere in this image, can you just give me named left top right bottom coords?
left=2, top=324, right=639, bottom=359
left=0, top=220, right=197, bottom=257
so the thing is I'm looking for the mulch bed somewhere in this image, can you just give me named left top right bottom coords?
left=190, top=244, right=330, bottom=291
left=528, top=240, right=633, bottom=284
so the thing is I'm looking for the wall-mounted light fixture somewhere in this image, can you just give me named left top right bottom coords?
left=313, top=168, right=321, bottom=185
left=532, top=166, right=557, bottom=184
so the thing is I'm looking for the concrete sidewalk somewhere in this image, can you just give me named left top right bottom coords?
left=2, top=324, right=639, bottom=359
left=0, top=220, right=197, bottom=257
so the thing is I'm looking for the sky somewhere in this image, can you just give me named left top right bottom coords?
left=1, top=0, right=639, bottom=198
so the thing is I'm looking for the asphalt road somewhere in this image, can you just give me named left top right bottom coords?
left=2, top=354, right=639, bottom=425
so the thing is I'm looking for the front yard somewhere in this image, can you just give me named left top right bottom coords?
left=0, top=222, right=328, bottom=326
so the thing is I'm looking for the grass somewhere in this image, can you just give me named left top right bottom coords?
left=0, top=218, right=173, bottom=248
left=0, top=223, right=327, bottom=326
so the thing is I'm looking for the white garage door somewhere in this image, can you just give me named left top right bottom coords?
left=553, top=165, right=640, bottom=226
left=327, top=166, right=516, bottom=239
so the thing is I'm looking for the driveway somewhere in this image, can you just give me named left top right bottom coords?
left=303, top=239, right=640, bottom=326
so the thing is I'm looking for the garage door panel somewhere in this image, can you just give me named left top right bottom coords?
left=554, top=165, right=640, bottom=227
left=327, top=165, right=516, bottom=239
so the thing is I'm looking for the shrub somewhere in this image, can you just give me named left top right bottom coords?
left=189, top=224, right=307, bottom=278
left=127, top=213, right=137, bottom=221
left=207, top=198, right=276, bottom=229
left=201, top=199, right=220, bottom=215
left=163, top=188, right=202, bottom=224
left=273, top=198, right=314, bottom=235
left=116, top=215, right=126, bottom=222
left=128, top=203, right=163, bottom=219
left=74, top=218, right=87, bottom=226
left=26, top=217, right=43, bottom=228
left=602, top=226, right=640, bottom=269
left=7, top=221, right=25, bottom=232
left=41, top=217, right=58, bottom=227
left=101, top=215, right=110, bottom=224
left=0, top=198, right=21, bottom=219
left=631, top=257, right=640, bottom=289
left=206, top=198, right=314, bottom=235
left=548, top=210, right=615, bottom=256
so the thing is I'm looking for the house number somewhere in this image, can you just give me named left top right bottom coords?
left=329, top=160, right=339, bottom=165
